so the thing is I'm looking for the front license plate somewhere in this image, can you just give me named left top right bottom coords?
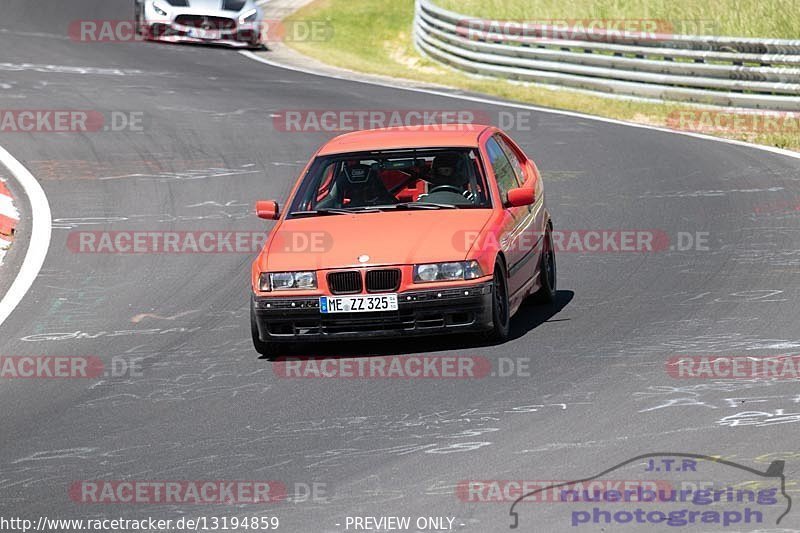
left=187, top=28, right=219, bottom=40
left=320, top=294, right=398, bottom=314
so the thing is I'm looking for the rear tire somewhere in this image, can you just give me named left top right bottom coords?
left=534, top=224, right=557, bottom=304
left=483, top=261, right=511, bottom=343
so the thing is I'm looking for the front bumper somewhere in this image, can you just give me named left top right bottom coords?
left=151, top=32, right=260, bottom=47
left=145, top=5, right=262, bottom=46
left=252, top=282, right=494, bottom=342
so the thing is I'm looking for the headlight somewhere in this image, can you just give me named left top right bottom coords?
left=152, top=2, right=168, bottom=16
left=239, top=8, right=258, bottom=23
left=259, top=271, right=317, bottom=291
left=413, top=261, right=483, bottom=283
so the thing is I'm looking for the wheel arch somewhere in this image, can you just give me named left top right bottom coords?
left=493, top=251, right=508, bottom=278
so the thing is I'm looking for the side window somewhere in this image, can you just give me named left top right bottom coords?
left=495, top=135, right=526, bottom=183
left=485, top=136, right=519, bottom=199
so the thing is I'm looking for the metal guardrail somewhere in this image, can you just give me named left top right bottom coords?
left=413, top=0, right=800, bottom=110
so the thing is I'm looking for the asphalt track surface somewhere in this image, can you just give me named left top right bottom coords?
left=1, top=1, right=800, bottom=531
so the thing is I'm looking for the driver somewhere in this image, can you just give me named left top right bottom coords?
left=424, top=153, right=472, bottom=204
left=429, top=153, right=467, bottom=190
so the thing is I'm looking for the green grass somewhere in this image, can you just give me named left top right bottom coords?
left=285, top=0, right=800, bottom=151
left=437, top=0, right=799, bottom=39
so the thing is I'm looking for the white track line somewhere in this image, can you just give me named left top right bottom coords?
left=0, top=145, right=52, bottom=328
left=239, top=50, right=800, bottom=163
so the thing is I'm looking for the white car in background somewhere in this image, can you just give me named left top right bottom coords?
left=134, top=0, right=264, bottom=48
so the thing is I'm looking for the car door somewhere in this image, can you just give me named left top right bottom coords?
left=483, top=134, right=531, bottom=300
left=495, top=133, right=545, bottom=291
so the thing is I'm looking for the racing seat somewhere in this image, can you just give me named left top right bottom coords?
left=317, top=163, right=397, bottom=209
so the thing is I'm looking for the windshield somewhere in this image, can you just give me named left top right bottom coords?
left=288, top=148, right=491, bottom=216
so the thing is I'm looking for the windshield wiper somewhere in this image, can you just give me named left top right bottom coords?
left=289, top=208, right=353, bottom=217
left=289, top=207, right=381, bottom=217
left=373, top=202, right=458, bottom=210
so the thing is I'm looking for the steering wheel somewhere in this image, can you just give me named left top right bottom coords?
left=428, top=184, right=463, bottom=195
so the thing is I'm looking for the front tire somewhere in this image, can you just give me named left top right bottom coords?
left=134, top=4, right=153, bottom=40
left=249, top=33, right=263, bottom=49
left=484, top=261, right=511, bottom=343
left=534, top=224, right=557, bottom=304
left=134, top=5, right=143, bottom=35
left=251, top=308, right=280, bottom=358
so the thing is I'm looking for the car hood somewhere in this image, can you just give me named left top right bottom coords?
left=173, top=0, right=252, bottom=12
left=260, top=209, right=493, bottom=272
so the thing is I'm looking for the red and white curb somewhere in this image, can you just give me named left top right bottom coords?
left=0, top=178, right=19, bottom=265
left=0, top=142, right=50, bottom=328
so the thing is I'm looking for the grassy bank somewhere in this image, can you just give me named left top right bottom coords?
left=285, top=0, right=799, bottom=151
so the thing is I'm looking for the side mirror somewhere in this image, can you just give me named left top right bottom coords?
left=256, top=200, right=280, bottom=220
left=506, top=188, right=535, bottom=208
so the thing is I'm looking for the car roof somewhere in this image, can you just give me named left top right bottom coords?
left=317, top=124, right=492, bottom=156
